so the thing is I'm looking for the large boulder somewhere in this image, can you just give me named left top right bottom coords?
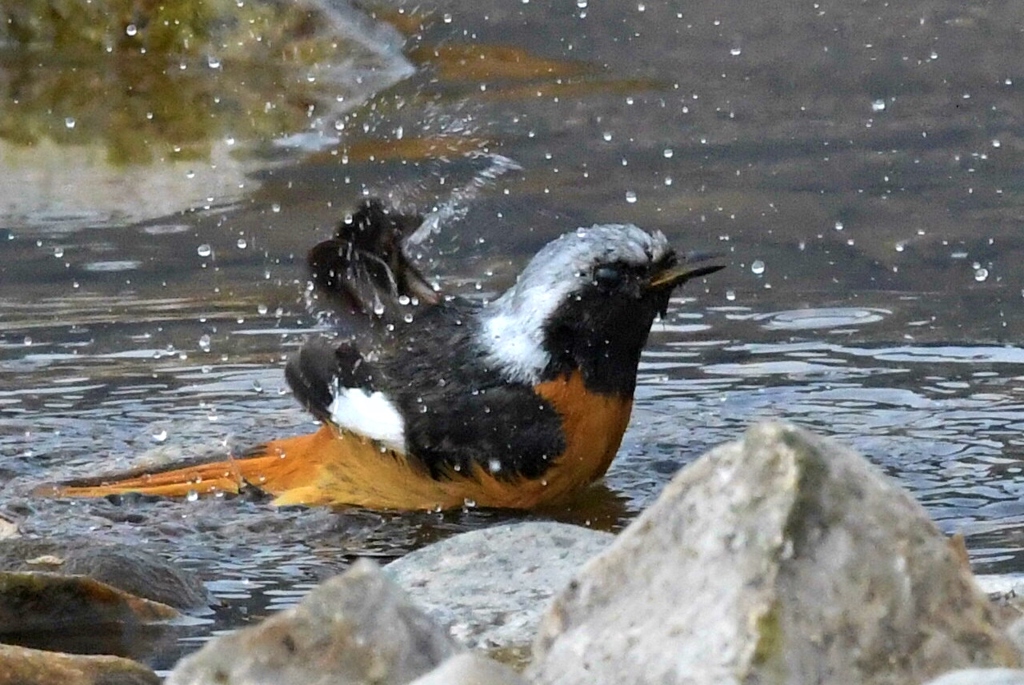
left=167, top=559, right=462, bottom=685
left=385, top=522, right=613, bottom=651
left=530, top=422, right=1020, bottom=685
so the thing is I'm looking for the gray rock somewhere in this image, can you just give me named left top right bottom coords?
left=0, top=539, right=210, bottom=609
left=923, top=670, right=1024, bottom=685
left=385, top=522, right=612, bottom=650
left=0, top=643, right=159, bottom=685
left=167, top=559, right=461, bottom=685
left=407, top=653, right=528, bottom=685
left=1006, top=618, right=1024, bottom=662
left=530, top=422, right=1020, bottom=685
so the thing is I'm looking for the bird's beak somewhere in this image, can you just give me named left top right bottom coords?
left=647, top=252, right=725, bottom=290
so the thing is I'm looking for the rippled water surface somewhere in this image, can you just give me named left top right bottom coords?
left=4, top=0, right=1024, bottom=671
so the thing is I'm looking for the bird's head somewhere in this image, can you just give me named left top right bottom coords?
left=478, top=224, right=723, bottom=395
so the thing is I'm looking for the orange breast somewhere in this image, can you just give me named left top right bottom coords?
left=528, top=370, right=634, bottom=498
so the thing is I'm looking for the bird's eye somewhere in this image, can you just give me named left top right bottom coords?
left=593, top=265, right=624, bottom=289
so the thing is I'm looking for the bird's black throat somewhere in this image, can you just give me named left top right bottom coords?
left=539, top=284, right=672, bottom=398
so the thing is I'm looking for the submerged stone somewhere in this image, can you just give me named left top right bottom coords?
left=0, top=539, right=210, bottom=610
left=0, top=571, right=179, bottom=634
left=0, top=643, right=159, bottom=685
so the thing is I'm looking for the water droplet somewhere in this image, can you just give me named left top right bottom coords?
left=398, top=295, right=411, bottom=306
left=152, top=429, right=168, bottom=443
left=576, top=0, right=588, bottom=7
left=443, top=12, right=452, bottom=23
left=725, top=289, right=736, bottom=301
left=974, top=267, right=989, bottom=282
left=207, top=55, right=221, bottom=69
left=895, top=242, right=905, bottom=252
left=271, top=203, right=281, bottom=213
left=729, top=47, right=742, bottom=56
left=992, top=139, right=1002, bottom=148
left=125, top=23, right=138, bottom=37
left=23, top=336, right=32, bottom=346
left=663, top=148, right=674, bottom=158
left=197, top=244, right=212, bottom=257
left=185, top=170, right=195, bottom=179
left=236, top=237, right=248, bottom=249
left=198, top=334, right=211, bottom=352
left=53, top=246, right=64, bottom=258
left=602, top=131, right=613, bottom=142
left=625, top=190, right=638, bottom=204
left=488, top=458, right=502, bottom=473
left=463, top=498, right=477, bottom=508
left=252, top=380, right=264, bottom=394
left=185, top=490, right=199, bottom=502
left=871, top=99, right=886, bottom=112
left=751, top=260, right=766, bottom=275
left=833, top=221, right=844, bottom=231
left=64, top=117, right=76, bottom=129
left=257, top=303, right=268, bottom=315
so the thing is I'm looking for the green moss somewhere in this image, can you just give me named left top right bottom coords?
left=0, top=0, right=386, bottom=165
left=751, top=601, right=783, bottom=667
left=779, top=429, right=832, bottom=556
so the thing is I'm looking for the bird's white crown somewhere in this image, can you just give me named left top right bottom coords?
left=477, top=224, right=670, bottom=384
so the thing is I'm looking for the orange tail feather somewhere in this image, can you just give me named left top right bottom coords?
left=34, top=429, right=329, bottom=501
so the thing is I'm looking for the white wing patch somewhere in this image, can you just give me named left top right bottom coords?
left=328, top=381, right=406, bottom=452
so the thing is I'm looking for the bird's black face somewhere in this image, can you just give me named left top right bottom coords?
left=540, top=251, right=720, bottom=397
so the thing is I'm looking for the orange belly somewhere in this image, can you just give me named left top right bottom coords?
left=38, top=371, right=633, bottom=510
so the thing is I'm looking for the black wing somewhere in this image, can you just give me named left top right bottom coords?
left=292, top=198, right=443, bottom=425
left=307, top=199, right=440, bottom=324
left=376, top=307, right=567, bottom=482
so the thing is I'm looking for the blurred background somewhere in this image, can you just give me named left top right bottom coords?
left=3, top=0, right=1024, bottom=669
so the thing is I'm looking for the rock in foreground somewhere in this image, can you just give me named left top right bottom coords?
left=385, top=522, right=613, bottom=650
left=923, top=669, right=1024, bottom=685
left=167, top=559, right=461, bottom=685
left=530, top=422, right=1020, bottom=685
left=407, top=653, right=528, bottom=685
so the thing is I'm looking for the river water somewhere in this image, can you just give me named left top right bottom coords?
left=2, top=0, right=1024, bottom=670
